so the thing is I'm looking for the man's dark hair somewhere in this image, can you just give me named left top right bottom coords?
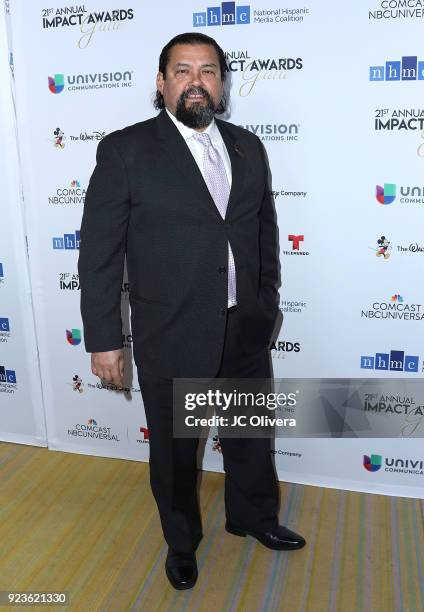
left=154, top=32, right=228, bottom=114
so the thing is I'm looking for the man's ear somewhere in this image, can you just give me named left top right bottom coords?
left=156, top=71, right=165, bottom=94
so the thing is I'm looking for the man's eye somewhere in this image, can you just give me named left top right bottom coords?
left=176, top=69, right=188, bottom=74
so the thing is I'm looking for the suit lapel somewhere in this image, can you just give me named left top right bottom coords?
left=215, top=119, right=246, bottom=220
left=156, top=110, right=221, bottom=221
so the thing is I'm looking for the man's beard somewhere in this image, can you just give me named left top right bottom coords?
left=175, top=87, right=216, bottom=129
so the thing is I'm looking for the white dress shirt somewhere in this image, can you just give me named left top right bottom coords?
left=165, top=108, right=232, bottom=188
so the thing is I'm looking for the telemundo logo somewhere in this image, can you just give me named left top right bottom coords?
left=193, top=2, right=250, bottom=27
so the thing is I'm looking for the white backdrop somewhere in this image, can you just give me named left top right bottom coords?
left=0, top=2, right=46, bottom=445
left=4, top=0, right=424, bottom=497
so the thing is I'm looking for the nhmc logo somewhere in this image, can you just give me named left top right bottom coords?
left=52, top=231, right=80, bottom=250
left=0, top=318, right=10, bottom=332
left=0, top=366, right=16, bottom=384
left=193, top=2, right=250, bottom=27
left=370, top=56, right=424, bottom=81
left=360, top=350, right=419, bottom=372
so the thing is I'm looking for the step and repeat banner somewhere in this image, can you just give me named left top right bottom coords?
left=5, top=0, right=424, bottom=497
left=0, top=3, right=46, bottom=446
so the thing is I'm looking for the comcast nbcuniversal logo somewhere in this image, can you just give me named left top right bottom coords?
left=48, top=70, right=133, bottom=93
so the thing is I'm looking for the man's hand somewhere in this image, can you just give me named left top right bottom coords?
left=91, top=349, right=124, bottom=389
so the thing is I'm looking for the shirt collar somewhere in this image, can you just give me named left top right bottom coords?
left=165, top=107, right=221, bottom=145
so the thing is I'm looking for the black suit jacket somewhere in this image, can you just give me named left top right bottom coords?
left=78, top=109, right=280, bottom=378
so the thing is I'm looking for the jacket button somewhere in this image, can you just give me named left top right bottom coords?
left=219, top=307, right=226, bottom=316
left=218, top=266, right=227, bottom=274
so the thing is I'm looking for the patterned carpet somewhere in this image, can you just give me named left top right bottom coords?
left=0, top=442, right=423, bottom=612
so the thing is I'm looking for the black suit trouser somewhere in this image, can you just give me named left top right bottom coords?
left=137, top=308, right=280, bottom=553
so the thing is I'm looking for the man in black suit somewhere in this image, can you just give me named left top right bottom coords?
left=78, top=32, right=305, bottom=590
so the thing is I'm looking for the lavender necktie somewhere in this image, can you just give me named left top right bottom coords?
left=193, top=132, right=237, bottom=307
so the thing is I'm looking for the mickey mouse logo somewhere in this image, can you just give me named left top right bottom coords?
left=72, top=374, right=83, bottom=393
left=212, top=435, right=222, bottom=453
left=53, top=127, right=65, bottom=149
left=376, top=235, right=391, bottom=260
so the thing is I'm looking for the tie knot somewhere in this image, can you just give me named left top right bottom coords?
left=193, top=132, right=211, bottom=147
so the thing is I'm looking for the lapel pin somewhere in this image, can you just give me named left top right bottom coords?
left=233, top=143, right=245, bottom=158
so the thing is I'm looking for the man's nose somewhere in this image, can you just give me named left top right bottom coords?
left=189, top=70, right=204, bottom=86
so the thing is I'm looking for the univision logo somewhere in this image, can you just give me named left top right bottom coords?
left=48, top=74, right=64, bottom=93
left=66, top=329, right=81, bottom=346
left=363, top=453, right=424, bottom=475
left=48, top=71, right=133, bottom=94
left=376, top=183, right=424, bottom=205
left=376, top=183, right=396, bottom=205
left=363, top=453, right=382, bottom=472
left=241, top=123, right=300, bottom=142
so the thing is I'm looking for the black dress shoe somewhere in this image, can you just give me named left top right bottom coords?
left=225, top=522, right=306, bottom=551
left=165, top=549, right=198, bottom=590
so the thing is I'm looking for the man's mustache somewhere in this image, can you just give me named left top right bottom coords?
left=181, top=87, right=211, bottom=101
